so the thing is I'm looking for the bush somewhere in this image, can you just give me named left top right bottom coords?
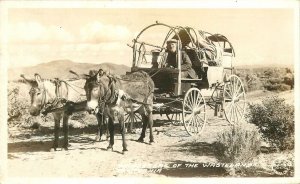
left=246, top=96, right=294, bottom=150
left=283, top=73, right=294, bottom=89
left=267, top=77, right=282, bottom=85
left=8, top=85, right=31, bottom=127
left=214, top=122, right=261, bottom=164
left=264, top=83, right=291, bottom=92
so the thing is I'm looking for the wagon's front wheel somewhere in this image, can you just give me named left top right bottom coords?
left=183, top=88, right=206, bottom=136
left=124, top=111, right=142, bottom=133
left=223, top=75, right=246, bottom=124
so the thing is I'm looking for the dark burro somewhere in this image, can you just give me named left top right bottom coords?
left=84, top=69, right=155, bottom=153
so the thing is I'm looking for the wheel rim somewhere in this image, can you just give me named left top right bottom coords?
left=223, top=75, right=246, bottom=124
left=183, top=88, right=206, bottom=136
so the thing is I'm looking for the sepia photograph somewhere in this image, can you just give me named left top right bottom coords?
left=1, top=1, right=299, bottom=183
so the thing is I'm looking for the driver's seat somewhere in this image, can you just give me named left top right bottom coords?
left=185, top=49, right=204, bottom=79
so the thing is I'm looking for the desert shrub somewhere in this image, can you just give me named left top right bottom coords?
left=246, top=74, right=263, bottom=92
left=8, top=85, right=31, bottom=127
left=267, top=77, right=282, bottom=85
left=283, top=73, right=294, bottom=89
left=264, top=82, right=291, bottom=92
left=279, top=84, right=291, bottom=91
left=246, top=96, right=294, bottom=150
left=214, top=122, right=261, bottom=164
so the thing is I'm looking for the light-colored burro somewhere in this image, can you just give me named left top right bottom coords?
left=84, top=69, right=155, bottom=153
left=21, top=73, right=87, bottom=151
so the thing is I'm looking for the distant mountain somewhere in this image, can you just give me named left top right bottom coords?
left=8, top=60, right=131, bottom=81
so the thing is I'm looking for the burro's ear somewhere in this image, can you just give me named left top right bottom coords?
left=70, top=70, right=90, bottom=80
left=20, top=74, right=36, bottom=86
left=34, top=73, right=43, bottom=85
left=96, top=71, right=101, bottom=83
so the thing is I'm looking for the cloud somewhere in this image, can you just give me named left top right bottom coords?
left=8, top=22, right=74, bottom=43
left=7, top=21, right=134, bottom=67
left=79, top=21, right=131, bottom=43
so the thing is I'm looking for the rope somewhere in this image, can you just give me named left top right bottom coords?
left=64, top=81, right=85, bottom=96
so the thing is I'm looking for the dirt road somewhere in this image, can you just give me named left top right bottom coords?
left=7, top=90, right=294, bottom=177
left=8, top=114, right=230, bottom=177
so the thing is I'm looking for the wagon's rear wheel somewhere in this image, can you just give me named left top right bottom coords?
left=124, top=111, right=142, bottom=133
left=183, top=88, right=206, bottom=136
left=223, top=75, right=246, bottom=124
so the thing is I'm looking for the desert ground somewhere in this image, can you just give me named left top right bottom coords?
left=7, top=90, right=294, bottom=178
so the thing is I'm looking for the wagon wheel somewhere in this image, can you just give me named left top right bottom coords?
left=183, top=88, right=206, bottom=136
left=166, top=112, right=183, bottom=126
left=223, top=75, right=246, bottom=124
left=124, top=111, right=142, bottom=133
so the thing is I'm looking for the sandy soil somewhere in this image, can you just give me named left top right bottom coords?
left=7, top=90, right=294, bottom=178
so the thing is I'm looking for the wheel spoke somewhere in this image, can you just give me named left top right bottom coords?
left=195, top=117, right=200, bottom=132
left=195, top=94, right=202, bottom=107
left=188, top=94, right=193, bottom=107
left=185, top=97, right=193, bottom=110
left=227, top=84, right=233, bottom=98
left=235, top=105, right=243, bottom=119
left=224, top=98, right=232, bottom=102
left=184, top=103, right=193, bottom=111
left=225, top=101, right=233, bottom=113
left=191, top=117, right=196, bottom=133
left=187, top=116, right=193, bottom=130
left=192, top=90, right=196, bottom=108
left=195, top=115, right=202, bottom=129
left=229, top=103, right=235, bottom=122
left=184, top=110, right=193, bottom=114
left=234, top=77, right=239, bottom=95
left=224, top=85, right=232, bottom=98
left=124, top=114, right=130, bottom=122
left=230, top=81, right=234, bottom=96
left=185, top=114, right=193, bottom=122
left=225, top=87, right=232, bottom=98
left=232, top=78, right=236, bottom=95
left=233, top=105, right=238, bottom=123
left=235, top=91, right=245, bottom=99
left=135, top=114, right=142, bottom=121
left=236, top=102, right=245, bottom=115
left=234, top=83, right=242, bottom=97
left=197, top=115, right=205, bottom=124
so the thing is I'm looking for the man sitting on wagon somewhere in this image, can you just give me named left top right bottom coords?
left=164, top=39, right=197, bottom=79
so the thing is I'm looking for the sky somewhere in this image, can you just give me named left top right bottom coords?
left=6, top=7, right=296, bottom=68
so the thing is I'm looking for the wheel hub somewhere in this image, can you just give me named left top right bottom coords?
left=192, top=107, right=202, bottom=115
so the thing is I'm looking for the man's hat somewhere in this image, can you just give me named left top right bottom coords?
left=167, top=39, right=178, bottom=44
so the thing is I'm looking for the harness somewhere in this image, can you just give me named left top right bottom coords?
left=94, top=75, right=152, bottom=115
left=95, top=75, right=118, bottom=115
left=37, top=79, right=69, bottom=115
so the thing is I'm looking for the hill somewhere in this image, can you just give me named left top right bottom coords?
left=8, top=60, right=131, bottom=81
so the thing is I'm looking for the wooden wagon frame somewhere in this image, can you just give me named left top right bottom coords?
left=126, top=21, right=246, bottom=135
